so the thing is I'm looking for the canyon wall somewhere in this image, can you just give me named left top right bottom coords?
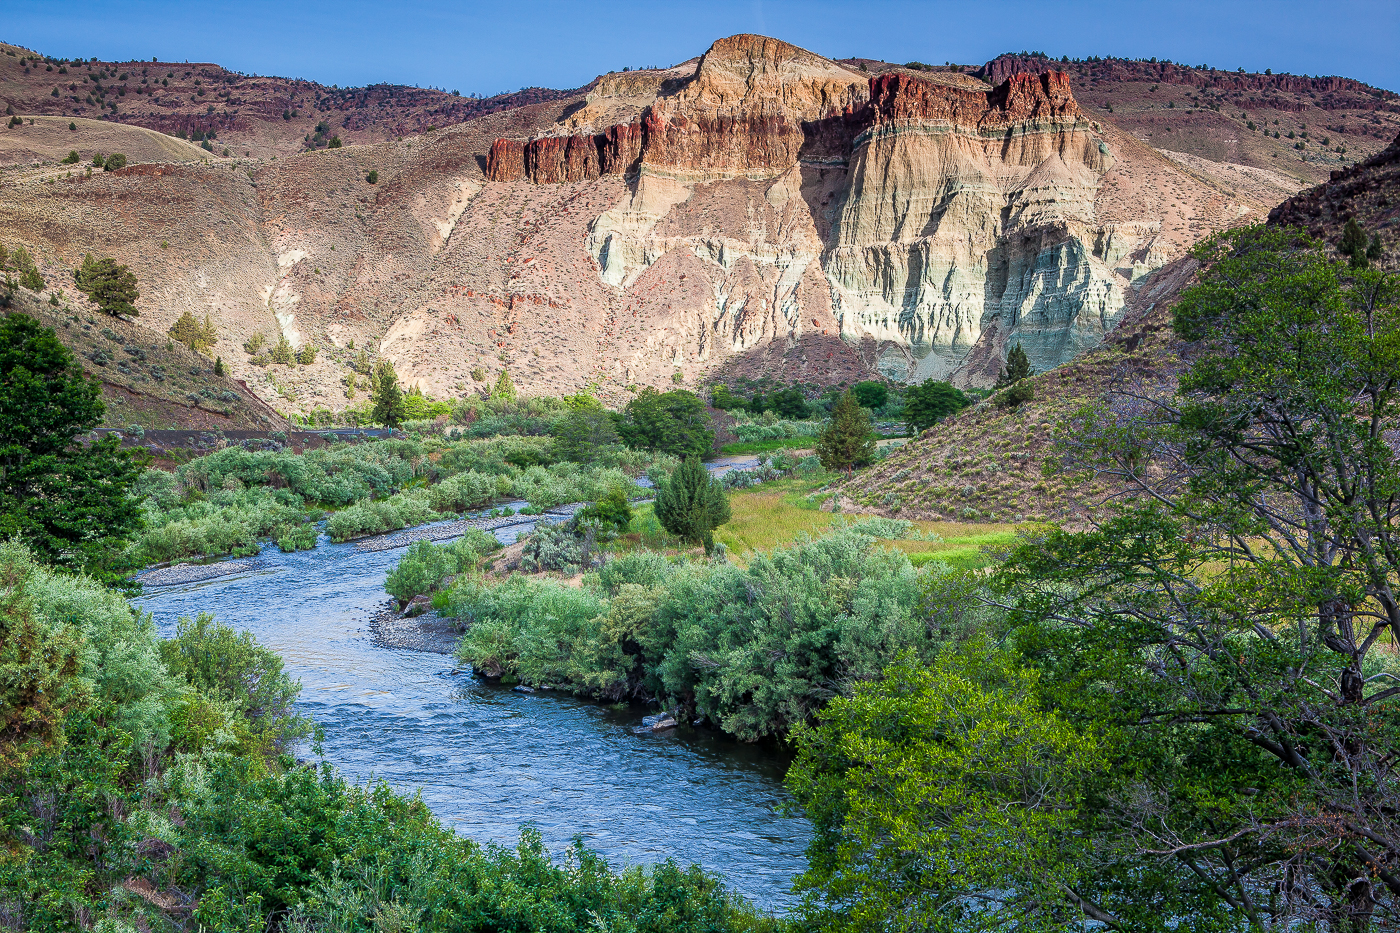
left=489, top=37, right=1187, bottom=383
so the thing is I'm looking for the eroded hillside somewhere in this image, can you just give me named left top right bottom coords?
left=2, top=34, right=1379, bottom=419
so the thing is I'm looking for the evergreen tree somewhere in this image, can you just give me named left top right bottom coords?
left=168, top=310, right=217, bottom=354
left=655, top=456, right=730, bottom=553
left=491, top=368, right=517, bottom=402
left=816, top=390, right=876, bottom=476
left=1339, top=217, right=1383, bottom=269
left=72, top=253, right=139, bottom=318
left=996, top=342, right=1035, bottom=409
left=1000, top=342, right=1032, bottom=386
left=213, top=356, right=226, bottom=376
left=269, top=334, right=294, bottom=365
left=370, top=359, right=405, bottom=428
left=0, top=313, right=144, bottom=585
left=7, top=247, right=44, bottom=292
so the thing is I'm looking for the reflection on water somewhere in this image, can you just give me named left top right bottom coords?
left=134, top=479, right=809, bottom=909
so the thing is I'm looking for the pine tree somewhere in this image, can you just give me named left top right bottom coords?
left=370, top=359, right=405, bottom=428
left=1000, top=343, right=1032, bottom=386
left=816, top=390, right=876, bottom=476
left=72, top=253, right=139, bottom=318
left=655, top=456, right=730, bottom=553
left=213, top=356, right=226, bottom=377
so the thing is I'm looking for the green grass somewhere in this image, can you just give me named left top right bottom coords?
left=712, top=474, right=1024, bottom=569
left=719, top=436, right=818, bottom=456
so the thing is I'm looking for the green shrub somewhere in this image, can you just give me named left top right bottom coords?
left=520, top=523, right=597, bottom=574
left=447, top=528, right=952, bottom=738
left=159, top=612, right=313, bottom=751
left=384, top=531, right=497, bottom=605
left=325, top=489, right=438, bottom=541
left=275, top=522, right=317, bottom=552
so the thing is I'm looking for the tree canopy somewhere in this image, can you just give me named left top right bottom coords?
left=73, top=253, right=139, bottom=318
left=850, top=380, right=889, bottom=410
left=0, top=313, right=144, bottom=585
left=816, top=390, right=876, bottom=474
left=369, top=359, right=405, bottom=428
left=618, top=388, right=714, bottom=459
left=990, top=226, right=1400, bottom=929
left=655, top=456, right=730, bottom=552
left=902, top=379, right=969, bottom=433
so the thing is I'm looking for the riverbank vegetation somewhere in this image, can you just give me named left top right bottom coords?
left=0, top=542, right=777, bottom=931
left=7, top=224, right=1400, bottom=927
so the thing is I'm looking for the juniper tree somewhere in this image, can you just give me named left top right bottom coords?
left=655, top=456, right=730, bottom=553
left=73, top=254, right=138, bottom=318
left=370, top=359, right=405, bottom=428
left=0, top=313, right=143, bottom=586
left=816, top=390, right=875, bottom=476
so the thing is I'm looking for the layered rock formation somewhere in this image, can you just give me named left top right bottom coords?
left=488, top=37, right=1201, bottom=383
left=0, top=34, right=1301, bottom=420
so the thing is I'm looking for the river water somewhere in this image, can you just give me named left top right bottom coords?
left=133, top=454, right=809, bottom=910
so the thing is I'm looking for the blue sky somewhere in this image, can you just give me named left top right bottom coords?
left=6, top=0, right=1398, bottom=94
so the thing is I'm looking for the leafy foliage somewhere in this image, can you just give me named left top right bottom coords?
left=0, top=543, right=772, bottom=932
left=849, top=380, right=888, bottom=410
left=384, top=531, right=498, bottom=605
left=901, top=379, right=969, bottom=433
left=449, top=528, right=950, bottom=736
left=995, top=226, right=1400, bottom=928
left=788, top=647, right=1102, bottom=933
left=619, top=388, right=715, bottom=459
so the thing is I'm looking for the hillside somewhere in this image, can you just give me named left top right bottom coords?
left=835, top=257, right=1196, bottom=524
left=0, top=40, right=577, bottom=160
left=837, top=130, right=1400, bottom=524
left=844, top=53, right=1400, bottom=186
left=0, top=34, right=1389, bottom=424
left=2, top=286, right=287, bottom=430
left=1270, top=131, right=1400, bottom=259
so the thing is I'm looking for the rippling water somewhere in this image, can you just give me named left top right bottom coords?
left=134, top=456, right=808, bottom=909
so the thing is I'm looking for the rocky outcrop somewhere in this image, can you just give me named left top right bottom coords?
left=1269, top=131, right=1400, bottom=259
left=977, top=54, right=1396, bottom=106
left=486, top=121, right=644, bottom=183
left=484, top=40, right=1190, bottom=384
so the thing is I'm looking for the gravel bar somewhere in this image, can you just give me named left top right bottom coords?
left=368, top=605, right=465, bottom=654
left=137, top=558, right=267, bottom=587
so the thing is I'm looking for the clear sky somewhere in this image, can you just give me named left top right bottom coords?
left=6, top=0, right=1398, bottom=95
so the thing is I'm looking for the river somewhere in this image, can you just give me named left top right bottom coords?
left=133, top=454, right=810, bottom=910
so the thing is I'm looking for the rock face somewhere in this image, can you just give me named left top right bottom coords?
left=0, top=34, right=1296, bottom=419
left=489, top=37, right=1193, bottom=383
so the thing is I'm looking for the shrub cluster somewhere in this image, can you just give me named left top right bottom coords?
left=0, top=542, right=774, bottom=932
left=446, top=529, right=962, bottom=740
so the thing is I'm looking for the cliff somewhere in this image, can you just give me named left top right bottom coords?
left=485, top=37, right=1244, bottom=385
left=0, top=34, right=1318, bottom=419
